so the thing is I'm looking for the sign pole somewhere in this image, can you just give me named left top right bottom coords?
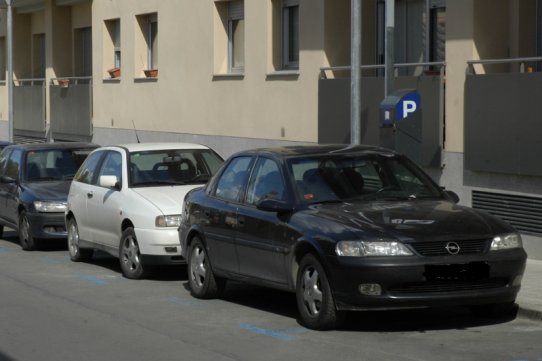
left=6, top=0, right=13, bottom=143
left=350, top=0, right=362, bottom=145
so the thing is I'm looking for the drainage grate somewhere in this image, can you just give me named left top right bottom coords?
left=472, top=190, right=542, bottom=236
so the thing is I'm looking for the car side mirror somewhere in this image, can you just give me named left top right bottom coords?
left=445, top=190, right=460, bottom=204
left=256, top=198, right=294, bottom=213
left=99, top=175, right=121, bottom=190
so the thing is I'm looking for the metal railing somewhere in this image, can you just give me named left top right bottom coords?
left=467, top=57, right=542, bottom=74
left=50, top=76, right=92, bottom=86
left=319, top=61, right=445, bottom=79
left=14, top=78, right=45, bottom=86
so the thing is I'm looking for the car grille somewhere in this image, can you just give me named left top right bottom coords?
left=389, top=279, right=508, bottom=294
left=410, top=239, right=489, bottom=256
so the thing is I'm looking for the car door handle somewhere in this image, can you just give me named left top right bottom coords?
left=204, top=210, right=211, bottom=217
left=87, top=191, right=93, bottom=199
left=237, top=216, right=245, bottom=227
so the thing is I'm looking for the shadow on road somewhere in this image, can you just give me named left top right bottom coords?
left=191, top=280, right=519, bottom=332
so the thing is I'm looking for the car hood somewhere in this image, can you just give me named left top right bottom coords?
left=132, top=185, right=202, bottom=215
left=22, top=181, right=71, bottom=202
left=305, top=200, right=512, bottom=242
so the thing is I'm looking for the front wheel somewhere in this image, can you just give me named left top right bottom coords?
left=187, top=236, right=226, bottom=299
left=67, top=218, right=93, bottom=262
left=119, top=228, right=148, bottom=279
left=296, top=254, right=344, bottom=330
left=19, top=211, right=38, bottom=251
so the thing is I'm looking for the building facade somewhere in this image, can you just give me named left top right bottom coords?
left=1, top=0, right=542, bottom=258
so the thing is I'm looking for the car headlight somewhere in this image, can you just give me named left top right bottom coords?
left=34, top=201, right=68, bottom=213
left=490, top=233, right=523, bottom=251
left=155, top=215, right=182, bottom=228
left=336, top=240, right=413, bottom=257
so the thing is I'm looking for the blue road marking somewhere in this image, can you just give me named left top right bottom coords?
left=79, top=275, right=108, bottom=285
left=167, top=296, right=194, bottom=306
left=239, top=324, right=296, bottom=342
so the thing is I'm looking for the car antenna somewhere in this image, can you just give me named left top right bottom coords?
left=132, top=120, right=141, bottom=143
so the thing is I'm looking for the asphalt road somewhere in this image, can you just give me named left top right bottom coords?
left=1, top=231, right=541, bottom=361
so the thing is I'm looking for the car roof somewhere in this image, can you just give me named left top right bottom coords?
left=3, top=142, right=98, bottom=151
left=232, top=144, right=397, bottom=158
left=109, top=142, right=211, bottom=152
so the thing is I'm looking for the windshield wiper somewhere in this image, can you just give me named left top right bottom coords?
left=27, top=176, right=60, bottom=181
left=310, top=199, right=343, bottom=205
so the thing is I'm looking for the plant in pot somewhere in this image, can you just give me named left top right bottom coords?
left=108, top=67, right=121, bottom=78
left=144, top=69, right=158, bottom=78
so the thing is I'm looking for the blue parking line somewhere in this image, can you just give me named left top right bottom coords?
left=239, top=324, right=296, bottom=342
left=167, top=296, right=194, bottom=306
left=79, top=275, right=108, bottom=286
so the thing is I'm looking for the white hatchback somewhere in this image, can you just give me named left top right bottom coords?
left=65, top=143, right=223, bottom=279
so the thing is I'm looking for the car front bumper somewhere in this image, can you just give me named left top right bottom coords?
left=26, top=212, right=67, bottom=239
left=135, top=227, right=185, bottom=265
left=325, top=249, right=527, bottom=311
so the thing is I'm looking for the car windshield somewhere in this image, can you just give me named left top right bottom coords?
left=25, top=148, right=94, bottom=181
left=288, top=153, right=443, bottom=204
left=129, top=149, right=223, bottom=187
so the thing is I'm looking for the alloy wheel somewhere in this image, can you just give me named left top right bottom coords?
left=190, top=245, right=207, bottom=289
left=121, top=235, right=141, bottom=272
left=301, top=266, right=323, bottom=316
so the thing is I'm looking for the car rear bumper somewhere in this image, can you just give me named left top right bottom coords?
left=325, top=249, right=527, bottom=311
left=26, top=212, right=67, bottom=239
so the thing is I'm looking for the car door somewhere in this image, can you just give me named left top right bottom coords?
left=0, top=148, right=16, bottom=225
left=69, top=150, right=106, bottom=242
left=1, top=149, right=23, bottom=226
left=203, top=156, right=253, bottom=274
left=235, top=157, right=290, bottom=284
left=85, top=150, right=124, bottom=249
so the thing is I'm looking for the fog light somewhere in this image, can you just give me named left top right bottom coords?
left=164, top=247, right=177, bottom=253
left=359, top=283, right=382, bottom=296
left=512, top=275, right=523, bottom=287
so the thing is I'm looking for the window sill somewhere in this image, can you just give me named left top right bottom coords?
left=212, top=73, right=245, bottom=81
left=103, top=78, right=121, bottom=83
left=266, top=70, right=300, bottom=80
left=134, top=77, right=159, bottom=83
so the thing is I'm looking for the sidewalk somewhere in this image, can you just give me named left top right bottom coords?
left=517, top=258, right=542, bottom=321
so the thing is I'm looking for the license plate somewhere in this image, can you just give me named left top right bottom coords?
left=424, top=262, right=490, bottom=282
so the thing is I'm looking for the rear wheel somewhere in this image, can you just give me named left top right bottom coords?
left=67, top=218, right=93, bottom=262
left=187, top=236, right=226, bottom=299
left=119, top=227, right=148, bottom=279
left=0, top=225, right=4, bottom=238
left=19, top=211, right=38, bottom=251
left=296, top=254, right=344, bottom=330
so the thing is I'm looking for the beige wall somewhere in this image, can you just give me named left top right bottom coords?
left=92, top=0, right=326, bottom=143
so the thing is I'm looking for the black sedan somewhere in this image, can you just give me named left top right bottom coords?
left=179, top=145, right=527, bottom=330
left=0, top=142, right=98, bottom=250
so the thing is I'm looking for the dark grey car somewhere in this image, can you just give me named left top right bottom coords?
left=0, top=142, right=98, bottom=250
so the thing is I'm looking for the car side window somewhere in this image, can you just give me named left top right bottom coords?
left=6, top=149, right=23, bottom=180
left=214, top=156, right=252, bottom=202
left=97, top=151, right=123, bottom=186
left=74, top=150, right=104, bottom=185
left=246, top=158, right=285, bottom=205
left=0, top=149, right=12, bottom=176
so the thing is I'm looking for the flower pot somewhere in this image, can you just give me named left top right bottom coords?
left=144, top=69, right=158, bottom=78
left=108, top=67, right=121, bottom=78
left=58, top=79, right=70, bottom=88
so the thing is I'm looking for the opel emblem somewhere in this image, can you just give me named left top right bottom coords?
left=445, top=242, right=460, bottom=255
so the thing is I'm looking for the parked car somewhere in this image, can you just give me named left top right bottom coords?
left=65, top=143, right=224, bottom=279
left=0, top=142, right=99, bottom=250
left=0, top=141, right=13, bottom=150
left=179, top=145, right=527, bottom=330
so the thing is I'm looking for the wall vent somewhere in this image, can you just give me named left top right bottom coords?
left=472, top=190, right=542, bottom=236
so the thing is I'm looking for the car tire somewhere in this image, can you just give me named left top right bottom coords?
left=296, top=253, right=344, bottom=330
left=187, top=236, right=226, bottom=299
left=0, top=225, right=4, bottom=238
left=67, top=218, right=93, bottom=262
left=119, top=227, right=148, bottom=279
left=19, top=211, right=38, bottom=251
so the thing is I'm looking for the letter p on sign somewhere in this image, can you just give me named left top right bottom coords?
left=402, top=100, right=417, bottom=118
